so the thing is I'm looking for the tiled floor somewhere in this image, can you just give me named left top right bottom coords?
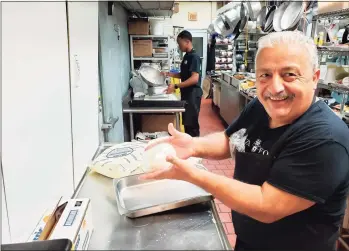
left=199, top=98, right=237, bottom=248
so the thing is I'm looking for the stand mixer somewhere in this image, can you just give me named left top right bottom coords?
left=137, top=64, right=178, bottom=101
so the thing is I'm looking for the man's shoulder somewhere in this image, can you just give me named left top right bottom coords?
left=225, top=98, right=267, bottom=137
left=287, top=101, right=349, bottom=151
left=242, top=98, right=265, bottom=116
left=189, top=51, right=200, bottom=60
left=231, top=98, right=266, bottom=124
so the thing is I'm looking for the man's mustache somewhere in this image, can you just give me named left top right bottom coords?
left=263, top=92, right=295, bottom=100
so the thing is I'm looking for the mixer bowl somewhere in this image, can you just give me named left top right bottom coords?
left=138, top=65, right=166, bottom=87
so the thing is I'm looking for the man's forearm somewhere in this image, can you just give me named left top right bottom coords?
left=192, top=132, right=231, bottom=160
left=187, top=168, right=273, bottom=223
left=178, top=74, right=198, bottom=88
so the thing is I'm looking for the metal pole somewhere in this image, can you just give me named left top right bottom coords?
left=129, top=113, right=134, bottom=140
left=175, top=112, right=180, bottom=131
left=340, top=94, right=348, bottom=117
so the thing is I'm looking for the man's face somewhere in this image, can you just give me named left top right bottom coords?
left=255, top=44, right=320, bottom=126
left=177, top=37, right=189, bottom=52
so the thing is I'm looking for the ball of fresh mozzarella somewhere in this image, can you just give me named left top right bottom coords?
left=142, top=143, right=177, bottom=172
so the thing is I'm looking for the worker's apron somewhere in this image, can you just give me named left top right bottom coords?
left=231, top=119, right=292, bottom=250
left=180, top=87, right=202, bottom=127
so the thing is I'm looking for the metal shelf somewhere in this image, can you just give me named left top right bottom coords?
left=130, top=35, right=169, bottom=39
left=318, top=80, right=349, bottom=94
left=133, top=57, right=169, bottom=61
left=130, top=35, right=171, bottom=71
left=313, top=8, right=349, bottom=20
left=120, top=1, right=174, bottom=18
left=236, top=48, right=257, bottom=52
left=317, top=46, right=349, bottom=56
left=317, top=82, right=332, bottom=91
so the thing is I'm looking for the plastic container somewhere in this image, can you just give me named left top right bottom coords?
left=149, top=19, right=164, bottom=35
left=318, top=32, right=324, bottom=46
left=314, top=34, right=318, bottom=46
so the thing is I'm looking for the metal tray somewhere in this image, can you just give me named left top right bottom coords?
left=113, top=173, right=212, bottom=218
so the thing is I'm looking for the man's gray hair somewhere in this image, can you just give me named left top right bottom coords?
left=256, top=31, right=319, bottom=71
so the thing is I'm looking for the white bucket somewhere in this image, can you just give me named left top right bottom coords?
left=149, top=19, right=164, bottom=35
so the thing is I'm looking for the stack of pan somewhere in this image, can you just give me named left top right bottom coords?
left=273, top=1, right=308, bottom=32
left=256, top=1, right=309, bottom=33
left=208, top=0, right=311, bottom=37
left=210, top=2, right=250, bottom=40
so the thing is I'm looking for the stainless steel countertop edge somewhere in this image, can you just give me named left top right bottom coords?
left=123, top=107, right=186, bottom=113
left=210, top=200, right=233, bottom=250
left=72, top=143, right=114, bottom=199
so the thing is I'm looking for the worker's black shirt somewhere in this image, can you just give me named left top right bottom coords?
left=180, top=48, right=202, bottom=97
left=225, top=98, right=349, bottom=250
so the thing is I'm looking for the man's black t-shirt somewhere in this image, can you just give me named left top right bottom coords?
left=225, top=98, right=349, bottom=250
left=180, top=49, right=202, bottom=97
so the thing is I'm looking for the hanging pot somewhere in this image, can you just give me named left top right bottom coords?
left=246, top=1, right=262, bottom=21
left=207, top=23, right=215, bottom=35
left=221, top=7, right=241, bottom=37
left=213, top=16, right=225, bottom=35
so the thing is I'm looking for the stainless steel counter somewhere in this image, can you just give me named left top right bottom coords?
left=219, top=80, right=241, bottom=125
left=122, top=98, right=185, bottom=140
left=72, top=144, right=232, bottom=250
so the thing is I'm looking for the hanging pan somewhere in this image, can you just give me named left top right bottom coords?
left=263, top=1, right=277, bottom=32
left=239, top=2, right=249, bottom=32
left=281, top=1, right=305, bottom=31
left=273, top=1, right=290, bottom=32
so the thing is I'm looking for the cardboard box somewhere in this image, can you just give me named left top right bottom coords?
left=141, top=114, right=177, bottom=133
left=28, top=197, right=93, bottom=250
left=128, top=20, right=149, bottom=35
left=133, top=40, right=152, bottom=57
left=27, top=199, right=65, bottom=242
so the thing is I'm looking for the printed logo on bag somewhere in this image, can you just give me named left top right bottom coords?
left=184, top=60, right=188, bottom=65
left=106, top=147, right=134, bottom=158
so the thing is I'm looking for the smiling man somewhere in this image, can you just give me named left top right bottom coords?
left=141, top=31, right=349, bottom=251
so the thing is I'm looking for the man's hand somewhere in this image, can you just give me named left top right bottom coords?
left=145, top=123, right=196, bottom=160
left=140, top=155, right=195, bottom=181
left=166, top=84, right=175, bottom=94
left=161, top=71, right=169, bottom=77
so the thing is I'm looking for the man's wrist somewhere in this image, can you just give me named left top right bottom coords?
left=191, top=137, right=201, bottom=158
left=186, top=165, right=208, bottom=188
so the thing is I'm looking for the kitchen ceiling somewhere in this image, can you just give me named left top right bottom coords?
left=119, top=1, right=175, bottom=18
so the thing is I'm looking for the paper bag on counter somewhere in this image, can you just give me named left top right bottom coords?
left=89, top=141, right=205, bottom=179
left=89, top=141, right=147, bottom=179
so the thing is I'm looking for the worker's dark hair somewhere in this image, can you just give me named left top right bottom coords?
left=177, top=30, right=192, bottom=42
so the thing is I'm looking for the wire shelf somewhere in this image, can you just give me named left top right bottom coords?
left=314, top=8, right=349, bottom=20
left=317, top=46, right=349, bottom=56
left=318, top=80, right=349, bottom=95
